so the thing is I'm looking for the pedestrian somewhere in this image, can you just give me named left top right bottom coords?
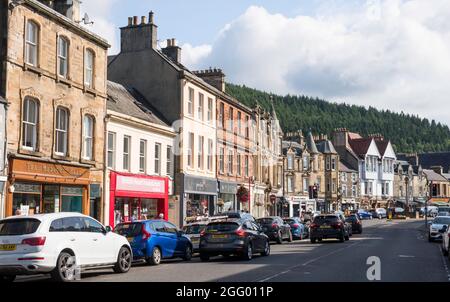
left=158, top=213, right=165, bottom=220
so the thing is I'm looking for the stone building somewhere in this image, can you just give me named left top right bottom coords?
left=393, top=163, right=427, bottom=212
left=338, top=161, right=360, bottom=211
left=108, top=13, right=219, bottom=226
left=1, top=0, right=109, bottom=220
left=194, top=69, right=255, bottom=214
left=316, top=136, right=340, bottom=212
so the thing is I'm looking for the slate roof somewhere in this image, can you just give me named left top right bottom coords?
left=417, top=152, right=450, bottom=172
left=340, top=160, right=357, bottom=173
left=282, top=141, right=303, bottom=156
left=348, top=138, right=373, bottom=158
left=423, top=169, right=448, bottom=182
left=375, top=140, right=389, bottom=156
left=107, top=81, right=169, bottom=127
left=306, top=132, right=319, bottom=154
left=316, top=140, right=337, bottom=154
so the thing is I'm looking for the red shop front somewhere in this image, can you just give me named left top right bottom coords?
left=109, top=171, right=169, bottom=227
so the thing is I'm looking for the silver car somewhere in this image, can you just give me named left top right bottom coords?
left=182, top=222, right=208, bottom=253
left=428, top=216, right=450, bottom=242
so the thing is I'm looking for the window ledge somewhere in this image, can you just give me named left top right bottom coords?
left=23, top=64, right=44, bottom=76
left=56, top=76, right=72, bottom=87
left=52, top=153, right=72, bottom=162
left=19, top=148, right=43, bottom=157
left=84, top=87, right=97, bottom=97
left=80, top=158, right=96, bottom=166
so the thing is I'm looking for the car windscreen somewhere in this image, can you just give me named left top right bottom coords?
left=183, top=224, right=207, bottom=234
left=433, top=217, right=450, bottom=225
left=114, top=223, right=142, bottom=237
left=345, top=216, right=357, bottom=222
left=206, top=222, right=239, bottom=232
left=256, top=218, right=274, bottom=225
left=313, top=216, right=339, bottom=224
left=0, top=219, right=41, bottom=236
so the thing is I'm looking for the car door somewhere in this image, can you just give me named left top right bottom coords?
left=243, top=221, right=258, bottom=250
left=83, top=217, right=115, bottom=264
left=251, top=222, right=265, bottom=251
left=151, top=221, right=173, bottom=258
left=162, top=222, right=179, bottom=256
left=61, top=216, right=91, bottom=266
left=279, top=218, right=289, bottom=238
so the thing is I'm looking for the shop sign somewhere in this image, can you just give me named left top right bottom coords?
left=14, top=182, right=41, bottom=193
left=184, top=176, right=217, bottom=194
left=219, top=182, right=238, bottom=194
left=116, top=175, right=165, bottom=194
left=62, top=186, right=83, bottom=196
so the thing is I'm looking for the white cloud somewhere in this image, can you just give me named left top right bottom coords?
left=182, top=1, right=450, bottom=126
left=80, top=0, right=119, bottom=54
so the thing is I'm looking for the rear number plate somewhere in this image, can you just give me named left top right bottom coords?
left=212, top=235, right=228, bottom=239
left=0, top=244, right=16, bottom=251
left=320, top=226, right=331, bottom=229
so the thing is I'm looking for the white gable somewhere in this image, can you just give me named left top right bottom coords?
left=366, top=139, right=381, bottom=158
left=382, top=141, right=396, bottom=159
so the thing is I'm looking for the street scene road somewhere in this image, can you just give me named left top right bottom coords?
left=16, top=219, right=449, bottom=282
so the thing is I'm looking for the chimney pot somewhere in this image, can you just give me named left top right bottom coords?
left=149, top=11, right=154, bottom=23
left=172, top=38, right=176, bottom=46
left=133, top=16, right=138, bottom=25
left=128, top=17, right=133, bottom=26
left=166, top=39, right=172, bottom=47
left=141, top=16, right=147, bottom=25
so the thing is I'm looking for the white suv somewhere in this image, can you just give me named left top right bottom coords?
left=0, top=213, right=132, bottom=282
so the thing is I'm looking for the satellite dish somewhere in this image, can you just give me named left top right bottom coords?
left=82, top=13, right=94, bottom=25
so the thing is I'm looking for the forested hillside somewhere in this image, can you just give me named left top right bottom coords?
left=226, top=83, right=450, bottom=153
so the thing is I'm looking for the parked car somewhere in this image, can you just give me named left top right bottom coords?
left=368, top=209, right=382, bottom=219
left=199, top=219, right=270, bottom=261
left=428, top=216, right=450, bottom=242
left=438, top=207, right=450, bottom=214
left=213, top=211, right=256, bottom=223
left=437, top=212, right=450, bottom=217
left=182, top=222, right=208, bottom=253
left=357, top=210, right=373, bottom=220
left=309, top=214, right=350, bottom=243
left=283, top=217, right=307, bottom=240
left=420, top=206, right=438, bottom=217
left=375, top=208, right=387, bottom=219
left=0, top=213, right=131, bottom=282
left=345, top=214, right=363, bottom=234
left=256, top=217, right=292, bottom=244
left=335, top=213, right=352, bottom=237
left=114, top=220, right=192, bottom=265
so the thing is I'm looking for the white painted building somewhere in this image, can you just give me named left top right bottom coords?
left=105, top=81, right=176, bottom=226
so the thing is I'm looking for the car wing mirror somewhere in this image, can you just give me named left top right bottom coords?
left=103, top=226, right=112, bottom=234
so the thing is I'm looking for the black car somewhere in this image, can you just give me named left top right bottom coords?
left=345, top=214, right=363, bottom=234
left=310, top=214, right=350, bottom=243
left=199, top=219, right=270, bottom=261
left=213, top=211, right=256, bottom=223
left=256, top=216, right=292, bottom=244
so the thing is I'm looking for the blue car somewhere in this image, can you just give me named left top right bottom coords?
left=357, top=211, right=373, bottom=220
left=114, top=220, right=193, bottom=265
left=283, top=217, right=307, bottom=240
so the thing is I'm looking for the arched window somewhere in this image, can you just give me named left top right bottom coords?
left=22, top=98, right=39, bottom=150
left=83, top=115, right=94, bottom=160
left=84, top=49, right=94, bottom=88
left=25, top=21, right=39, bottom=66
left=57, top=36, right=69, bottom=78
left=55, top=107, right=69, bottom=155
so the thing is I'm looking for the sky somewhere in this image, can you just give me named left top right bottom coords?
left=81, top=0, right=450, bottom=126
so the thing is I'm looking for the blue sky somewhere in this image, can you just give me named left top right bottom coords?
left=83, top=0, right=450, bottom=126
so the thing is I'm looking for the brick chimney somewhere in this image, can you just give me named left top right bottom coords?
left=285, top=130, right=304, bottom=146
left=162, top=38, right=181, bottom=63
left=193, top=68, right=225, bottom=92
left=120, top=11, right=158, bottom=53
left=39, top=0, right=81, bottom=21
left=431, top=166, right=444, bottom=175
left=332, top=128, right=349, bottom=148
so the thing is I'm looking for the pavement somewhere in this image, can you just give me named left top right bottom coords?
left=16, top=219, right=450, bottom=282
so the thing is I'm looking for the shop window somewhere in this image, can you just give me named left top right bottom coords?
left=83, top=115, right=94, bottom=160
left=12, top=182, right=41, bottom=216
left=123, top=135, right=131, bottom=171
left=22, top=98, right=39, bottom=151
left=107, top=132, right=116, bottom=169
left=154, top=143, right=161, bottom=175
left=57, top=36, right=69, bottom=78
left=25, top=20, right=39, bottom=66
left=61, top=186, right=83, bottom=213
left=55, top=107, right=69, bottom=156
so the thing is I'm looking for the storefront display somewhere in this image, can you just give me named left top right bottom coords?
left=109, top=171, right=169, bottom=227
left=182, top=175, right=217, bottom=221
left=7, top=158, right=93, bottom=217
left=218, top=181, right=238, bottom=214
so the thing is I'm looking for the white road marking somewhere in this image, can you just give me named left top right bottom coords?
left=398, top=255, right=415, bottom=258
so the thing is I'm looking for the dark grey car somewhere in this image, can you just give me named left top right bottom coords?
left=310, top=214, right=350, bottom=243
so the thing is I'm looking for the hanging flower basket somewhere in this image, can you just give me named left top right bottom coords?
left=217, top=199, right=225, bottom=207
left=237, top=185, right=249, bottom=203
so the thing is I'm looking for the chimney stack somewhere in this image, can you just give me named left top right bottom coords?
left=162, top=38, right=182, bottom=63
left=120, top=11, right=158, bottom=53
left=193, top=68, right=226, bottom=92
left=332, top=127, right=349, bottom=148
left=48, top=0, right=81, bottom=22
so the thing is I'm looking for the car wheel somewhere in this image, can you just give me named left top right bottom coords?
left=0, top=275, right=16, bottom=283
left=200, top=253, right=210, bottom=262
left=113, top=246, right=132, bottom=273
left=146, top=247, right=162, bottom=266
left=277, top=232, right=283, bottom=244
left=51, top=252, right=77, bottom=282
left=182, top=245, right=192, bottom=261
left=345, top=234, right=350, bottom=241
left=242, top=243, right=253, bottom=261
left=339, top=233, right=345, bottom=243
left=310, top=238, right=316, bottom=244
left=261, top=240, right=270, bottom=256
left=287, top=231, right=293, bottom=242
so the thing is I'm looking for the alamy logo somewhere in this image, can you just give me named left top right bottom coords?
left=366, top=256, right=381, bottom=281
